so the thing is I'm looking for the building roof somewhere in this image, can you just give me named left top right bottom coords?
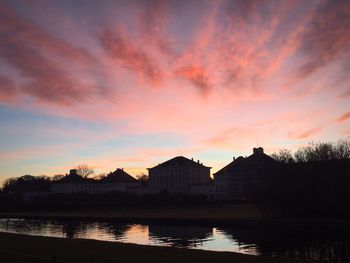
left=100, top=168, right=137, bottom=183
left=213, top=156, right=245, bottom=176
left=148, top=156, right=211, bottom=170
left=243, top=148, right=279, bottom=165
left=214, top=148, right=278, bottom=176
left=54, top=169, right=95, bottom=184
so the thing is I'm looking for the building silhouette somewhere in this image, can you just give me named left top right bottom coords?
left=148, top=156, right=212, bottom=194
left=214, top=147, right=280, bottom=200
left=98, top=168, right=139, bottom=194
left=51, top=169, right=96, bottom=194
left=51, top=168, right=142, bottom=195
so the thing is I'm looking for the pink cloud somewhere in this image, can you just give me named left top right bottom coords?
left=0, top=3, right=102, bottom=106
left=100, top=29, right=163, bottom=85
left=337, top=112, right=350, bottom=123
left=289, top=127, right=322, bottom=140
left=297, top=0, right=350, bottom=79
left=0, top=75, right=17, bottom=103
left=174, top=65, right=211, bottom=95
left=137, top=0, right=174, bottom=56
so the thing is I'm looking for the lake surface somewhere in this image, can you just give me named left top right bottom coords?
left=0, top=218, right=350, bottom=262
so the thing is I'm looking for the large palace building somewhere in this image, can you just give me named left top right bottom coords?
left=148, top=156, right=212, bottom=194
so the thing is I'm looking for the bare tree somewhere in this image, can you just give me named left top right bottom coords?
left=136, top=173, right=148, bottom=181
left=51, top=174, right=64, bottom=181
left=271, top=149, right=295, bottom=163
left=334, top=139, right=350, bottom=159
left=294, top=140, right=350, bottom=162
left=93, top=173, right=106, bottom=180
left=75, top=164, right=94, bottom=178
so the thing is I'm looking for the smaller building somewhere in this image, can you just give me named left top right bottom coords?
left=51, top=169, right=97, bottom=194
left=98, top=168, right=139, bottom=194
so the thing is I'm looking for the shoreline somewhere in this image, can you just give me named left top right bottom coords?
left=0, top=231, right=316, bottom=263
left=1, top=206, right=350, bottom=226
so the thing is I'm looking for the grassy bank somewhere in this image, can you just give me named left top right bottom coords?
left=0, top=205, right=265, bottom=223
left=0, top=232, right=316, bottom=263
left=2, top=206, right=350, bottom=226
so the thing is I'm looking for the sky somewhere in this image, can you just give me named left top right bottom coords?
left=0, top=0, right=349, bottom=182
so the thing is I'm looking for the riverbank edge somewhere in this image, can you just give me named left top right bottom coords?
left=1, top=210, right=350, bottom=226
left=0, top=231, right=316, bottom=263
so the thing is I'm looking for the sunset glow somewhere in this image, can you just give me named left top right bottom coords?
left=0, top=0, right=349, bottom=181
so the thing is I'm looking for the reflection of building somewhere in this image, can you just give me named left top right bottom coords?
left=218, top=224, right=350, bottom=262
left=99, top=168, right=139, bottom=193
left=51, top=169, right=97, bottom=194
left=61, top=220, right=83, bottom=239
left=103, top=223, right=133, bottom=239
left=148, top=156, right=212, bottom=195
left=214, top=148, right=279, bottom=200
left=149, top=225, right=213, bottom=247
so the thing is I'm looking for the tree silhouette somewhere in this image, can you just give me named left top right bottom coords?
left=271, top=148, right=295, bottom=163
left=136, top=173, right=148, bottom=181
left=75, top=164, right=94, bottom=178
left=51, top=174, right=64, bottom=181
left=294, top=140, right=350, bottom=162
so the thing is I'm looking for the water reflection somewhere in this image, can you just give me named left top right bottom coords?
left=0, top=218, right=350, bottom=262
left=149, top=225, right=213, bottom=247
left=218, top=224, right=350, bottom=262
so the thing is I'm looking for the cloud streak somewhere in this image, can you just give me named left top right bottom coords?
left=337, top=112, right=350, bottom=123
left=297, top=0, right=350, bottom=78
left=100, top=29, right=163, bottom=85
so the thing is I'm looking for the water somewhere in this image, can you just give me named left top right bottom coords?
left=0, top=218, right=350, bottom=262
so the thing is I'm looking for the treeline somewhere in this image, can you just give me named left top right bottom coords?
left=271, top=139, right=350, bottom=163
left=259, top=140, right=350, bottom=218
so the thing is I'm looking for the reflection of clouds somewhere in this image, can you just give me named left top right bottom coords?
left=201, top=228, right=259, bottom=255
left=122, top=224, right=149, bottom=244
left=1, top=218, right=350, bottom=262
left=99, top=222, right=132, bottom=240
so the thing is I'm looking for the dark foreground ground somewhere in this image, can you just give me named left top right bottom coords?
left=0, top=232, right=318, bottom=263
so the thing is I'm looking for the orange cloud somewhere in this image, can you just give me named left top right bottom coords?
left=337, top=112, right=350, bottom=123
left=174, top=65, right=210, bottom=95
left=289, top=127, right=322, bottom=140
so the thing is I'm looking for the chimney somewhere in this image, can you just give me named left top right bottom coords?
left=233, top=157, right=235, bottom=161
left=253, top=147, right=264, bottom=155
left=191, top=158, right=193, bottom=161
left=197, top=160, right=200, bottom=164
left=69, top=169, right=77, bottom=175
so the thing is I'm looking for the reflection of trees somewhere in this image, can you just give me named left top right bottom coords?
left=100, top=222, right=132, bottom=240
left=218, top=224, right=350, bottom=262
left=61, top=220, right=85, bottom=239
left=149, top=225, right=213, bottom=248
